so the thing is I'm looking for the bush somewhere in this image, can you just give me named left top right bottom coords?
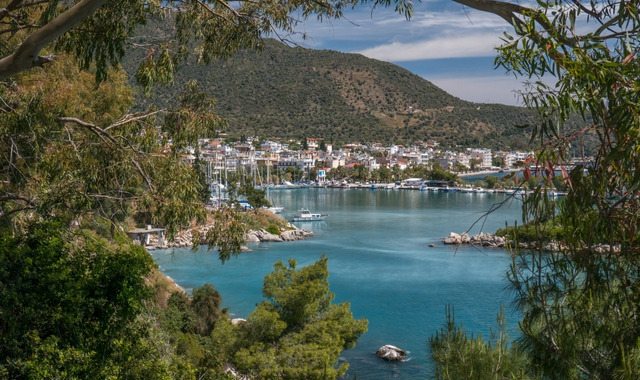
left=496, top=219, right=566, bottom=243
left=266, top=224, right=280, bottom=235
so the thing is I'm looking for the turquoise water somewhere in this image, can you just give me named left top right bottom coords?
left=151, top=188, right=522, bottom=379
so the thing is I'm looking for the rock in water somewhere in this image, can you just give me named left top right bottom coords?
left=376, top=345, right=407, bottom=361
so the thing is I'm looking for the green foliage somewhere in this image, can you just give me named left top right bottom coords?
left=496, top=219, right=566, bottom=243
left=266, top=223, right=281, bottom=235
left=2, top=0, right=413, bottom=84
left=239, top=182, right=271, bottom=209
left=238, top=208, right=289, bottom=233
left=327, top=163, right=458, bottom=183
left=191, top=284, right=223, bottom=336
left=124, top=39, right=536, bottom=149
left=262, top=258, right=333, bottom=329
left=204, top=208, right=247, bottom=262
left=153, top=283, right=231, bottom=378
left=484, top=175, right=499, bottom=189
left=164, top=80, right=225, bottom=151
left=434, top=1, right=640, bottom=379
left=0, top=58, right=209, bottom=236
left=430, top=307, right=537, bottom=380
left=0, top=222, right=186, bottom=379
left=230, top=257, right=368, bottom=379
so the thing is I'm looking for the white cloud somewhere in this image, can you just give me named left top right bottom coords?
left=411, top=9, right=508, bottom=30
left=357, top=33, right=502, bottom=61
left=292, top=2, right=512, bottom=45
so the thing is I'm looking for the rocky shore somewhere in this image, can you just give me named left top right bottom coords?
left=161, top=223, right=313, bottom=249
left=443, top=232, right=507, bottom=248
left=443, top=232, right=620, bottom=253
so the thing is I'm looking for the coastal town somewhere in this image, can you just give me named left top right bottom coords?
left=190, top=136, right=536, bottom=184
left=187, top=136, right=589, bottom=195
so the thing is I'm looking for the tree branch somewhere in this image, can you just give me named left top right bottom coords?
left=104, top=109, right=166, bottom=131
left=0, top=0, right=107, bottom=78
left=58, top=116, right=118, bottom=145
left=452, top=0, right=530, bottom=26
left=0, top=1, right=26, bottom=21
left=453, top=0, right=581, bottom=49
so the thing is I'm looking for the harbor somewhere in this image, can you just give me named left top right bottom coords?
left=152, top=187, right=523, bottom=379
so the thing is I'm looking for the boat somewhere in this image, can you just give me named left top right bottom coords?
left=265, top=206, right=284, bottom=214
left=290, top=208, right=327, bottom=222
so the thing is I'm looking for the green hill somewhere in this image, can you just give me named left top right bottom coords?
left=125, top=38, right=535, bottom=149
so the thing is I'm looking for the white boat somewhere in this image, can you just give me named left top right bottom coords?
left=291, top=209, right=327, bottom=222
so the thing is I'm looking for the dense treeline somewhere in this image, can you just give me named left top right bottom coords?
left=326, top=164, right=457, bottom=183
left=0, top=222, right=365, bottom=379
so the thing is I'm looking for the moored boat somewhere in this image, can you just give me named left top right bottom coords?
left=291, top=208, right=327, bottom=222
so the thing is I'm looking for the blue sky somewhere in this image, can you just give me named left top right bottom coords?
left=288, top=0, right=527, bottom=105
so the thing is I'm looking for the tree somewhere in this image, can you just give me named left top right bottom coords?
left=239, top=182, right=271, bottom=209
left=232, top=257, right=368, bottom=379
left=0, top=221, right=184, bottom=379
left=433, top=1, right=640, bottom=378
left=492, top=155, right=505, bottom=168
left=469, top=158, right=481, bottom=171
left=0, top=57, right=249, bottom=257
left=191, top=284, right=223, bottom=336
left=0, top=0, right=413, bottom=81
left=430, top=307, right=537, bottom=380
left=483, top=175, right=498, bottom=189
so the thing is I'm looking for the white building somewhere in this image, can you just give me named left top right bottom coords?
left=467, top=148, right=492, bottom=169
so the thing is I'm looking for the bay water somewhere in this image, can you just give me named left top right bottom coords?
left=151, top=188, right=523, bottom=379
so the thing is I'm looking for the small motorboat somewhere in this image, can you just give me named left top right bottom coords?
left=290, top=208, right=327, bottom=222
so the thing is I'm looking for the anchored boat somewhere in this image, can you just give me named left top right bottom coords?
left=291, top=208, right=327, bottom=222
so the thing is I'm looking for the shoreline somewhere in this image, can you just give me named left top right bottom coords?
left=443, top=231, right=620, bottom=253
left=146, top=223, right=313, bottom=250
left=457, top=168, right=519, bottom=178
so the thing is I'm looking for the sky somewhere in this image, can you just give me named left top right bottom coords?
left=288, top=0, right=528, bottom=106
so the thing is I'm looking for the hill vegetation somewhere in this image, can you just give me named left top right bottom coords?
left=125, top=37, right=535, bottom=149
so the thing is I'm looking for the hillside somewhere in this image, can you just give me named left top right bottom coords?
left=125, top=37, right=535, bottom=149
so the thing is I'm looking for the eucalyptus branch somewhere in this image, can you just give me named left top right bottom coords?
left=194, top=0, right=236, bottom=20
left=0, top=193, right=34, bottom=204
left=569, top=0, right=600, bottom=20
left=593, top=13, right=625, bottom=37
left=0, top=23, right=40, bottom=36
left=64, top=126, right=82, bottom=161
left=130, top=157, right=155, bottom=192
left=58, top=116, right=118, bottom=145
left=455, top=0, right=583, bottom=47
left=0, top=0, right=108, bottom=78
left=212, top=0, right=242, bottom=19
left=88, top=193, right=141, bottom=200
left=104, top=109, right=166, bottom=131
left=0, top=1, right=26, bottom=21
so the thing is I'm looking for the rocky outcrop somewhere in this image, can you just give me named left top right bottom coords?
left=245, top=226, right=314, bottom=243
left=280, top=228, right=314, bottom=241
left=163, top=225, right=313, bottom=249
left=245, top=230, right=279, bottom=242
left=376, top=345, right=407, bottom=361
left=443, top=232, right=506, bottom=247
left=442, top=232, right=622, bottom=253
